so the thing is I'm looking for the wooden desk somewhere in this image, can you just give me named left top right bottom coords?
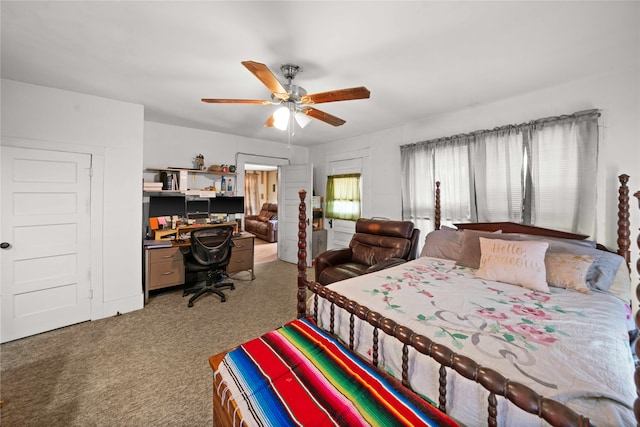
left=153, top=221, right=238, bottom=240
left=143, top=231, right=255, bottom=303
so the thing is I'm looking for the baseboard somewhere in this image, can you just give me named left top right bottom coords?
left=92, top=293, right=144, bottom=320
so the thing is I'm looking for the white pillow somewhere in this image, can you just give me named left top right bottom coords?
left=476, top=238, right=550, bottom=292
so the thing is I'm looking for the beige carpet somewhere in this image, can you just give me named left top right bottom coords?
left=0, top=260, right=314, bottom=427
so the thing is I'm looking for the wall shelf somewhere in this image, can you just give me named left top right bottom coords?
left=146, top=167, right=237, bottom=177
left=145, top=167, right=238, bottom=193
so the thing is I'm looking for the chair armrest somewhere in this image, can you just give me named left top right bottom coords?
left=365, top=258, right=407, bottom=273
left=245, top=215, right=259, bottom=221
left=314, top=248, right=352, bottom=281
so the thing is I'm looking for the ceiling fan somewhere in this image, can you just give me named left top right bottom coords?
left=202, top=61, right=370, bottom=130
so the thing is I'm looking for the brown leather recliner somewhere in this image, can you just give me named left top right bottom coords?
left=314, top=218, right=420, bottom=285
left=244, top=203, right=278, bottom=242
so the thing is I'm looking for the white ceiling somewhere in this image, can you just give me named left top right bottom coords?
left=2, top=1, right=638, bottom=147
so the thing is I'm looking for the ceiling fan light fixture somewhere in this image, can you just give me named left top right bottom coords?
left=273, top=106, right=290, bottom=130
left=295, top=111, right=312, bottom=128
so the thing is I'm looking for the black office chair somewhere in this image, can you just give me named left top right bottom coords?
left=182, top=226, right=235, bottom=307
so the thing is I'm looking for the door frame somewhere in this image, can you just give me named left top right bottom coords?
left=324, top=148, right=371, bottom=249
left=235, top=152, right=290, bottom=245
left=1, top=136, right=106, bottom=321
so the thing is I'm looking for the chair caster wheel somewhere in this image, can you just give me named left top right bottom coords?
left=188, top=302, right=194, bottom=307
left=220, top=297, right=227, bottom=302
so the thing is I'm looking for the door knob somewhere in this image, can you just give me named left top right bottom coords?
left=0, top=242, right=10, bottom=249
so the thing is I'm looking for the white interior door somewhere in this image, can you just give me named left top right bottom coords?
left=277, top=164, right=312, bottom=264
left=1, top=146, right=92, bottom=343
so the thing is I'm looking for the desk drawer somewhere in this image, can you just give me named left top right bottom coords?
left=148, top=247, right=182, bottom=264
left=147, top=260, right=185, bottom=290
left=228, top=253, right=253, bottom=272
left=232, top=238, right=253, bottom=252
left=228, top=236, right=254, bottom=274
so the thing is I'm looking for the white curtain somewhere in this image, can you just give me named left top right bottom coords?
left=400, top=109, right=599, bottom=238
left=529, top=115, right=599, bottom=236
left=400, top=143, right=434, bottom=236
left=432, top=139, right=471, bottom=226
left=400, top=137, right=471, bottom=235
left=470, top=128, right=524, bottom=223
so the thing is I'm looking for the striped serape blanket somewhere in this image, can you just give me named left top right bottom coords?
left=215, top=317, right=458, bottom=427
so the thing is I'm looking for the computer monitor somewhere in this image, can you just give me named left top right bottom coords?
left=186, top=199, right=209, bottom=214
left=148, top=195, right=185, bottom=217
left=210, top=196, right=245, bottom=214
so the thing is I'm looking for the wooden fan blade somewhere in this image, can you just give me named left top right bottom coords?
left=241, top=61, right=289, bottom=101
left=301, top=107, right=346, bottom=127
left=301, top=86, right=370, bottom=105
left=201, top=98, right=273, bottom=105
left=264, top=114, right=275, bottom=128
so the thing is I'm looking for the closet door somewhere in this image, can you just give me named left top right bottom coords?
left=1, top=146, right=92, bottom=342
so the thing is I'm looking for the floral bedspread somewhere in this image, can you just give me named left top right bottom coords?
left=314, top=257, right=635, bottom=426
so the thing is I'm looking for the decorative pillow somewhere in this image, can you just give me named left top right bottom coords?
left=544, top=253, right=594, bottom=294
left=257, top=215, right=270, bottom=222
left=419, top=229, right=463, bottom=260
left=476, top=238, right=550, bottom=292
left=455, top=229, right=516, bottom=269
left=509, top=234, right=623, bottom=293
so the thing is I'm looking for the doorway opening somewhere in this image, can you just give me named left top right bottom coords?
left=244, top=164, right=278, bottom=264
left=244, top=163, right=278, bottom=218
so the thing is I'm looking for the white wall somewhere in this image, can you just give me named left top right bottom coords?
left=1, top=78, right=145, bottom=317
left=310, top=67, right=640, bottom=303
left=143, top=121, right=308, bottom=194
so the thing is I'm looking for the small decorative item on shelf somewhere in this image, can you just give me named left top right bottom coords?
left=221, top=164, right=229, bottom=173
left=229, top=165, right=237, bottom=173
left=194, top=154, right=205, bottom=170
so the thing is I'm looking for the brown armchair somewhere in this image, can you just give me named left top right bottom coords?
left=314, top=218, right=420, bottom=285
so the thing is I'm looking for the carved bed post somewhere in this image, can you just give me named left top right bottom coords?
left=634, top=190, right=640, bottom=426
left=435, top=181, right=441, bottom=230
left=297, top=189, right=308, bottom=319
left=618, top=174, right=631, bottom=268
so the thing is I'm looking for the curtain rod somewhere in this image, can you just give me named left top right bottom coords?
left=400, top=108, right=601, bottom=149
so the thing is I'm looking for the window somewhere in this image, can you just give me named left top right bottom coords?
left=400, top=110, right=599, bottom=238
left=325, top=173, right=361, bottom=220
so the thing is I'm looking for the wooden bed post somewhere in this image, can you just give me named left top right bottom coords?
left=618, top=174, right=631, bottom=269
left=435, top=181, right=441, bottom=230
left=634, top=190, right=640, bottom=427
left=297, top=189, right=308, bottom=319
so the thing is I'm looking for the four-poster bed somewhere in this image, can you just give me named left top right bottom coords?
left=209, top=174, right=637, bottom=426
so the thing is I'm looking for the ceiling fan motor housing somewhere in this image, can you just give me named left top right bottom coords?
left=280, top=63, right=301, bottom=81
